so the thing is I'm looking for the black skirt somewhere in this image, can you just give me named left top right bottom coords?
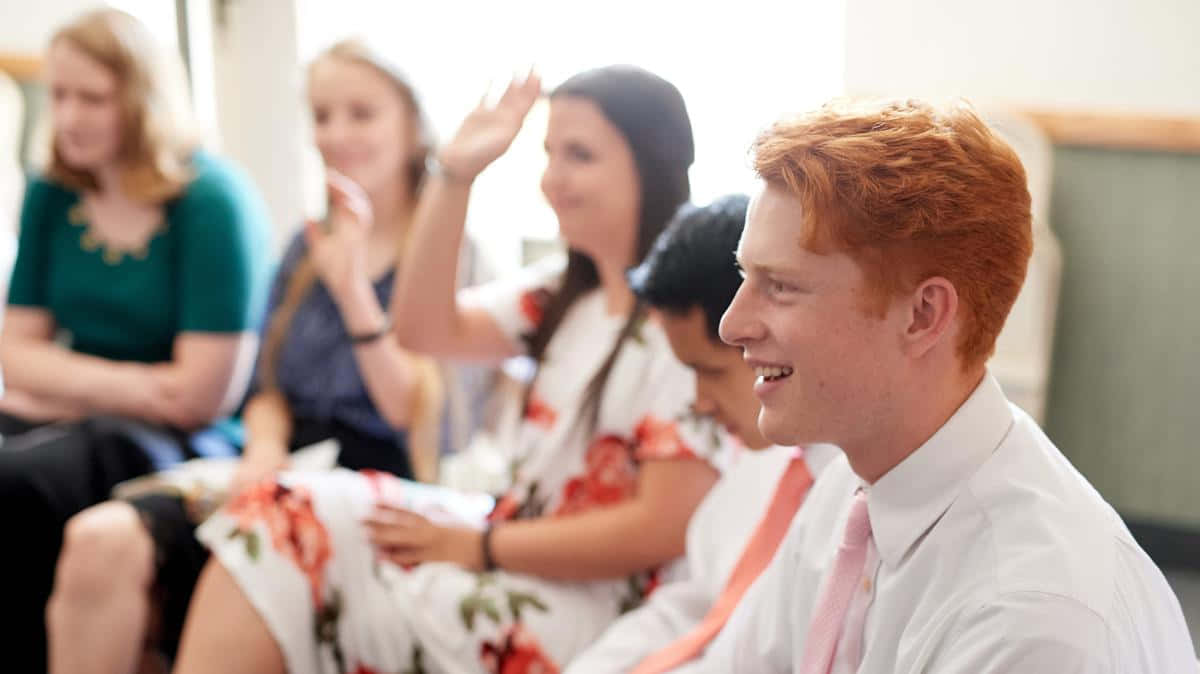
left=0, top=413, right=204, bottom=673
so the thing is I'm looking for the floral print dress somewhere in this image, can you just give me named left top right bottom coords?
left=195, top=258, right=728, bottom=674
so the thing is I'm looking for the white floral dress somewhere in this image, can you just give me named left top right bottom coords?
left=196, top=258, right=728, bottom=674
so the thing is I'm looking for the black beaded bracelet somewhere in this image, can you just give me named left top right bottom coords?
left=481, top=523, right=499, bottom=571
left=349, top=316, right=392, bottom=345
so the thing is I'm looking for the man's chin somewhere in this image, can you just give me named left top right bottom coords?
left=757, top=411, right=803, bottom=447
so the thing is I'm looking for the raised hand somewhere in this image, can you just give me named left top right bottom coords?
left=438, top=73, right=542, bottom=181
left=305, top=170, right=374, bottom=302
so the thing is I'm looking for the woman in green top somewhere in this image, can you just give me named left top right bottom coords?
left=0, top=9, right=271, bottom=672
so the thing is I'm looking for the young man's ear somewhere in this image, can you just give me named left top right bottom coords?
left=902, top=277, right=958, bottom=359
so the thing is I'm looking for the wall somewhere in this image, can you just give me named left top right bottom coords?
left=0, top=1, right=177, bottom=53
left=0, top=1, right=95, bottom=53
left=845, top=0, right=1200, bottom=528
left=844, top=0, right=1200, bottom=114
left=1044, top=148, right=1200, bottom=528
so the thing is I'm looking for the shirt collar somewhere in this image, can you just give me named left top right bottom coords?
left=798, top=443, right=841, bottom=482
left=865, top=373, right=1015, bottom=567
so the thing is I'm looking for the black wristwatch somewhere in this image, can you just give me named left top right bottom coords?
left=481, top=523, right=500, bottom=571
left=349, top=316, right=393, bottom=344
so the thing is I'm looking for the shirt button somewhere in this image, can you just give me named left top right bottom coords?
left=862, top=578, right=872, bottom=593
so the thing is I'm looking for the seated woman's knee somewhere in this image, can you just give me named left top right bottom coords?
left=56, top=502, right=155, bottom=598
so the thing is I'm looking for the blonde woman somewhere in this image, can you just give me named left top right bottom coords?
left=0, top=9, right=273, bottom=672
left=43, top=39, right=446, bottom=673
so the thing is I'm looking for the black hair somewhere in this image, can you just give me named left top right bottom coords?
left=629, top=194, right=750, bottom=341
left=523, top=65, right=695, bottom=433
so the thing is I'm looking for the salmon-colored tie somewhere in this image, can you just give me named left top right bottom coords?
left=631, top=450, right=814, bottom=673
left=797, top=490, right=872, bottom=674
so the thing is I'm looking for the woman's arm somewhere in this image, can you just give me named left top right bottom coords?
left=487, top=459, right=719, bottom=578
left=368, top=458, right=720, bottom=580
left=0, top=306, right=255, bottom=429
left=151, top=331, right=258, bottom=429
left=389, top=176, right=517, bottom=362
left=229, top=389, right=293, bottom=495
left=304, top=181, right=422, bottom=433
left=161, top=155, right=272, bottom=430
left=0, top=180, right=163, bottom=421
left=0, top=388, right=87, bottom=423
left=390, top=75, right=542, bottom=361
left=1, top=157, right=266, bottom=430
left=336, top=282, right=419, bottom=431
left=0, top=306, right=171, bottom=422
left=333, top=275, right=448, bottom=483
left=240, top=389, right=293, bottom=451
left=304, top=176, right=442, bottom=481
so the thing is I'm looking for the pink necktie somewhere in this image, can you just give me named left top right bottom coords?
left=630, top=451, right=814, bottom=674
left=797, top=490, right=872, bottom=674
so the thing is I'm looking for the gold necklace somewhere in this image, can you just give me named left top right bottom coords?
left=68, top=201, right=167, bottom=265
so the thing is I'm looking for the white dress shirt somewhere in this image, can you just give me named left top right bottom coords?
left=565, top=444, right=841, bottom=673
left=686, top=374, right=1197, bottom=673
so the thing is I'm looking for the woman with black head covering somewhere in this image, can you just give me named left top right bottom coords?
left=174, top=66, right=731, bottom=674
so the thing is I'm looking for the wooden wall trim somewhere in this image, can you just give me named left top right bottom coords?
left=1021, top=108, right=1200, bottom=154
left=0, top=52, right=42, bottom=83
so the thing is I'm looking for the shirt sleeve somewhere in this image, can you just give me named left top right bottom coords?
left=457, top=254, right=566, bottom=352
left=7, top=178, right=56, bottom=307
left=174, top=158, right=273, bottom=334
left=678, top=534, right=800, bottom=673
left=566, top=578, right=714, bottom=674
left=926, top=592, right=1113, bottom=673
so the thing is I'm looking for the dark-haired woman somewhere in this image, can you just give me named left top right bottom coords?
left=176, top=67, right=728, bottom=674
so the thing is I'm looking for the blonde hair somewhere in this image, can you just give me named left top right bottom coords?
left=258, top=39, right=443, bottom=482
left=45, top=8, right=199, bottom=202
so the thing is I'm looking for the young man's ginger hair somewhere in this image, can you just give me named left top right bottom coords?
left=752, top=98, right=1033, bottom=369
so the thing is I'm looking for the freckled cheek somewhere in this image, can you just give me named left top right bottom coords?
left=776, top=320, right=832, bottom=361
